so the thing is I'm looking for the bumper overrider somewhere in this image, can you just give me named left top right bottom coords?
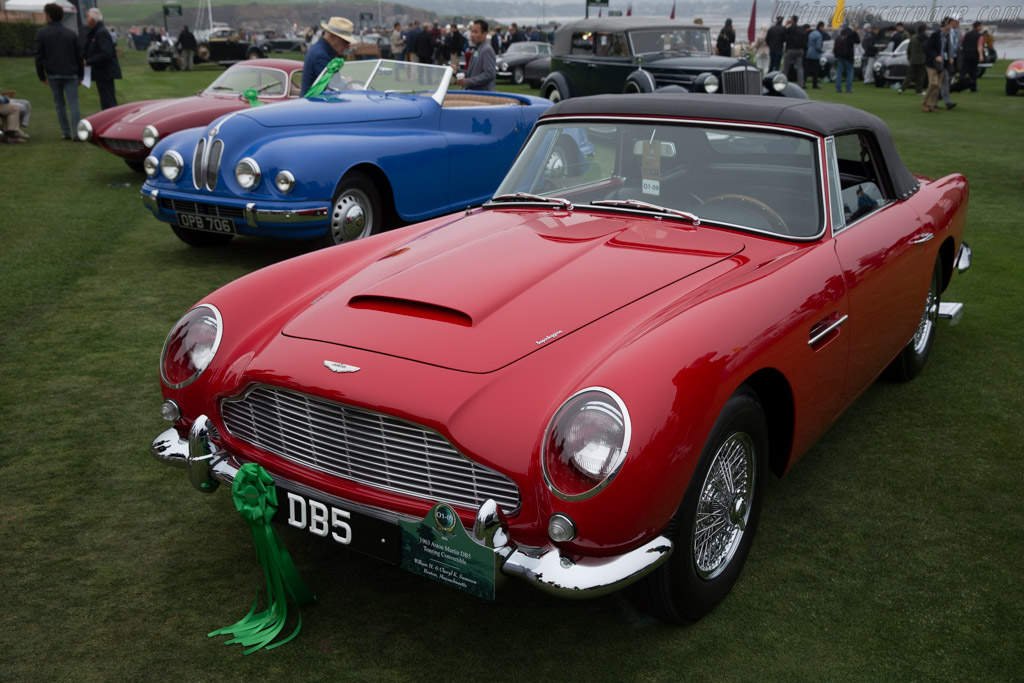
left=151, top=415, right=673, bottom=599
left=141, top=187, right=330, bottom=236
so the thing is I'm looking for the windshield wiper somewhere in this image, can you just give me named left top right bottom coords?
left=590, top=199, right=701, bottom=225
left=489, top=192, right=573, bottom=209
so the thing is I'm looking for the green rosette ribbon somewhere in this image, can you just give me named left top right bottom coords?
left=242, top=88, right=262, bottom=108
left=303, top=57, right=345, bottom=98
left=208, top=463, right=315, bottom=654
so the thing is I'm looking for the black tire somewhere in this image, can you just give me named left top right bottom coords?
left=543, top=82, right=564, bottom=102
left=1007, top=80, right=1019, bottom=96
left=976, top=67, right=986, bottom=77
left=315, top=172, right=382, bottom=248
left=124, top=159, right=145, bottom=173
left=149, top=62, right=168, bottom=71
left=874, top=76, right=886, bottom=88
left=170, top=224, right=235, bottom=247
left=512, top=66, right=525, bottom=85
left=886, top=258, right=941, bottom=382
left=628, top=386, right=767, bottom=624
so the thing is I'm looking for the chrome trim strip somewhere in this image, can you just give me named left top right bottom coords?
left=956, top=241, right=972, bottom=272
left=245, top=204, right=330, bottom=226
left=807, top=314, right=849, bottom=346
left=910, top=232, right=934, bottom=244
left=141, top=187, right=159, bottom=212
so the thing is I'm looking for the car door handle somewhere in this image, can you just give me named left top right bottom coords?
left=910, top=232, right=934, bottom=244
left=808, top=314, right=849, bottom=346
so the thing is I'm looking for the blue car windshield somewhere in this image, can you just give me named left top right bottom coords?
left=493, top=121, right=825, bottom=239
left=323, top=59, right=452, bottom=100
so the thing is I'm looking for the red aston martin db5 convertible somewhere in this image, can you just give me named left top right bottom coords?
left=150, top=94, right=970, bottom=623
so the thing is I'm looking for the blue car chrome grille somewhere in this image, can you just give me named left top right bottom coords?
left=159, top=197, right=244, bottom=219
left=220, top=386, right=522, bottom=512
left=191, top=136, right=223, bottom=191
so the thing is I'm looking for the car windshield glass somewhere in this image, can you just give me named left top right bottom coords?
left=324, top=59, right=451, bottom=98
left=204, top=66, right=289, bottom=97
left=507, top=43, right=537, bottom=55
left=493, top=120, right=824, bottom=239
left=629, top=28, right=711, bottom=54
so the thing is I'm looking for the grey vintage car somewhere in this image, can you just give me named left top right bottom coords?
left=539, top=18, right=804, bottom=101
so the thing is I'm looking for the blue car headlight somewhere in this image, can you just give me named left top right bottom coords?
left=275, top=170, right=295, bottom=194
left=160, top=150, right=183, bottom=181
left=235, top=157, right=261, bottom=189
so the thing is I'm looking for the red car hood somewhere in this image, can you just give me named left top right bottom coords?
left=92, top=95, right=256, bottom=134
left=282, top=209, right=745, bottom=373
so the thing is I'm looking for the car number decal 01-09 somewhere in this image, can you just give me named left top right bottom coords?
left=176, top=213, right=236, bottom=234
left=282, top=489, right=401, bottom=564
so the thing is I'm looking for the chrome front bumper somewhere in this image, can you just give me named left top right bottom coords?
left=140, top=187, right=330, bottom=228
left=938, top=241, right=972, bottom=325
left=151, top=416, right=673, bottom=599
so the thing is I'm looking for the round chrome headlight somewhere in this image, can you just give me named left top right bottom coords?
left=771, top=73, right=788, bottom=92
left=142, top=124, right=160, bottom=149
left=144, top=155, right=160, bottom=177
left=76, top=119, right=93, bottom=142
left=500, top=61, right=508, bottom=70
left=235, top=157, right=261, bottom=189
left=160, top=150, right=184, bottom=181
left=542, top=388, right=631, bottom=501
left=873, top=61, right=883, bottom=73
left=1009, top=68, right=1019, bottom=79
left=160, top=304, right=223, bottom=389
left=275, top=170, right=295, bottom=193
left=819, top=56, right=828, bottom=67
left=699, top=73, right=719, bottom=94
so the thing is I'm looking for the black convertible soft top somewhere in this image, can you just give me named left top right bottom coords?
left=545, top=94, right=920, bottom=199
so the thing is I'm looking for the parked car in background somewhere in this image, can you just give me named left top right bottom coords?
left=147, top=28, right=273, bottom=69
left=1007, top=59, right=1024, bottom=95
left=540, top=17, right=803, bottom=101
left=140, top=60, right=553, bottom=248
left=871, top=38, right=910, bottom=87
left=150, top=93, right=970, bottom=624
left=525, top=52, right=551, bottom=88
left=498, top=41, right=552, bottom=85
left=78, top=59, right=303, bottom=172
left=259, top=30, right=306, bottom=53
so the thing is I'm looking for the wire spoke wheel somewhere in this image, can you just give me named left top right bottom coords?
left=692, top=432, right=754, bottom=580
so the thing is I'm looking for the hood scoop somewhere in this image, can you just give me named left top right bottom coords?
left=348, top=295, right=472, bottom=327
left=282, top=211, right=746, bottom=373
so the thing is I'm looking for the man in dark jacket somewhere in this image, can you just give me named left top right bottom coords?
left=177, top=25, right=198, bottom=70
left=898, top=24, right=928, bottom=94
left=953, top=20, right=983, bottom=92
left=782, top=15, right=806, bottom=87
left=716, top=19, right=735, bottom=56
left=766, top=17, right=784, bottom=71
left=34, top=2, right=83, bottom=140
left=922, top=19, right=953, bottom=111
left=84, top=8, right=122, bottom=110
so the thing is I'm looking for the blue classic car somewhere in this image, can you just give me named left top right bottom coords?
left=140, top=59, right=554, bottom=248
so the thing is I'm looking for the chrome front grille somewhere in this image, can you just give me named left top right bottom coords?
left=191, top=136, right=223, bottom=191
left=220, top=386, right=522, bottom=512
left=722, top=67, right=762, bottom=94
left=102, top=137, right=144, bottom=152
left=158, top=197, right=244, bottom=219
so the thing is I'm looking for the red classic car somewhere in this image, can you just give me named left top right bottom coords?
left=76, top=58, right=303, bottom=172
left=150, top=94, right=970, bottom=623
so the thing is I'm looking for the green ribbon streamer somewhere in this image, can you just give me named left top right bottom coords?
left=242, top=88, right=262, bottom=108
left=208, top=463, right=315, bottom=655
left=303, top=57, right=345, bottom=98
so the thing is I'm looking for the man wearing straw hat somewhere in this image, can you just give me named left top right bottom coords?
left=301, top=16, right=355, bottom=95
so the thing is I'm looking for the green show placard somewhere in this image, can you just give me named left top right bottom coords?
left=399, top=503, right=496, bottom=600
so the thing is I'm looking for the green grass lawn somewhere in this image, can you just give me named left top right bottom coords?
left=2, top=49, right=1022, bottom=680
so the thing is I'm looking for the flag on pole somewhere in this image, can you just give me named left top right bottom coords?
left=670, top=0, right=675, bottom=19
left=598, top=7, right=602, bottom=16
left=831, top=0, right=845, bottom=28
left=747, top=0, right=757, bottom=43
left=627, top=1, right=632, bottom=16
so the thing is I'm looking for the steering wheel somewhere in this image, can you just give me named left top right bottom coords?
left=702, top=194, right=790, bottom=235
